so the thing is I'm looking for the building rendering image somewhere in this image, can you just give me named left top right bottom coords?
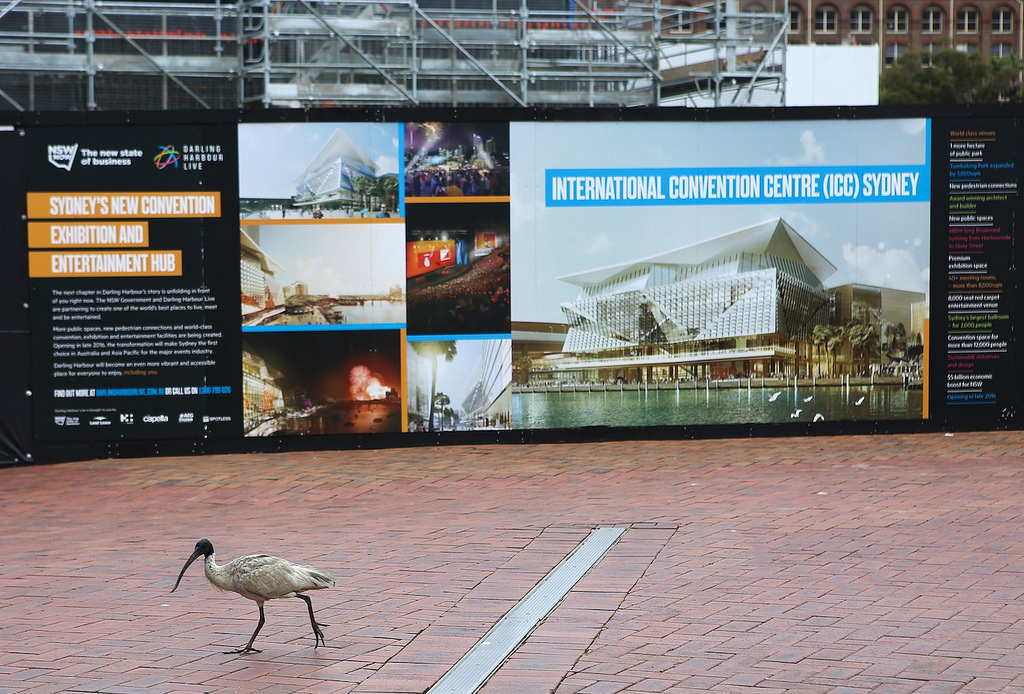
left=536, top=218, right=923, bottom=384
left=242, top=350, right=285, bottom=434
left=240, top=228, right=284, bottom=318
left=407, top=339, right=513, bottom=432
left=292, top=128, right=398, bottom=215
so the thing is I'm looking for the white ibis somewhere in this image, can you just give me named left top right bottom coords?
left=172, top=538, right=335, bottom=654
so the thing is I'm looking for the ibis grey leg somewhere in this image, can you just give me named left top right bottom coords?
left=225, top=602, right=265, bottom=654
left=296, top=594, right=327, bottom=648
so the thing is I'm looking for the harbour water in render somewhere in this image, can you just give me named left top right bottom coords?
left=511, top=384, right=923, bottom=429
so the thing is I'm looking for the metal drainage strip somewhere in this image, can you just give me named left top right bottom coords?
left=428, top=526, right=626, bottom=694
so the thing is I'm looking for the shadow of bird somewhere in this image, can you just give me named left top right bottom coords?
left=172, top=538, right=335, bottom=655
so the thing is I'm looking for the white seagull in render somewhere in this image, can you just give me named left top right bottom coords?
left=790, top=408, right=803, bottom=418
left=768, top=391, right=782, bottom=402
left=172, top=538, right=335, bottom=654
left=802, top=395, right=813, bottom=403
left=855, top=396, right=865, bottom=406
left=813, top=413, right=825, bottom=422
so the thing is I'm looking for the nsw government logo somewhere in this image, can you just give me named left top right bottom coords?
left=48, top=144, right=79, bottom=171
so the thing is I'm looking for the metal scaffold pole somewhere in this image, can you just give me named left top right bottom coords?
left=0, top=0, right=785, bottom=110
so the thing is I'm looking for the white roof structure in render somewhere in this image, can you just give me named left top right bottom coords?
left=557, top=218, right=838, bottom=292
left=557, top=218, right=839, bottom=354
left=293, top=128, right=380, bottom=205
left=297, top=128, right=378, bottom=184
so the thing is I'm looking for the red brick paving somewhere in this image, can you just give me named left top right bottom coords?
left=1, top=431, right=1023, bottom=693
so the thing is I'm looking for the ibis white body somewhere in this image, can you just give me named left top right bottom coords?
left=203, top=551, right=335, bottom=602
left=173, top=539, right=335, bottom=654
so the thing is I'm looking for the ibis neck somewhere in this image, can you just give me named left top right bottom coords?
left=203, top=552, right=228, bottom=588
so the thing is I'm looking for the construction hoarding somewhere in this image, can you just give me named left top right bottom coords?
left=0, top=107, right=1017, bottom=462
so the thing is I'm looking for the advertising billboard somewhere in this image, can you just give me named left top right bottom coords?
left=26, top=125, right=241, bottom=443
left=2, top=107, right=1018, bottom=462
left=510, top=118, right=931, bottom=428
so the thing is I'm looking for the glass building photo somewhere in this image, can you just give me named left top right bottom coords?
left=553, top=218, right=838, bottom=382
left=513, top=218, right=925, bottom=428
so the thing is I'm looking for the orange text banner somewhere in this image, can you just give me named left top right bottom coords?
left=26, top=192, right=220, bottom=219
left=29, top=250, right=183, bottom=278
left=28, top=221, right=150, bottom=248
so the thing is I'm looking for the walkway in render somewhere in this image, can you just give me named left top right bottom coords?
left=1, top=430, right=1023, bottom=693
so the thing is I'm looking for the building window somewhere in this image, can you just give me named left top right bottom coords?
left=789, top=6, right=802, bottom=33
left=667, top=7, right=696, bottom=34
left=885, top=43, right=907, bottom=64
left=992, top=42, right=1014, bottom=57
left=743, top=4, right=769, bottom=35
left=851, top=5, right=873, bottom=32
left=887, top=6, right=909, bottom=33
left=993, top=7, right=1014, bottom=34
left=955, top=42, right=978, bottom=54
left=923, top=42, right=940, bottom=63
left=922, top=6, right=943, bottom=33
left=815, top=5, right=838, bottom=33
left=957, top=7, right=979, bottom=33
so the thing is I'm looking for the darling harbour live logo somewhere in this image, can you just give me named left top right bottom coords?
left=154, top=142, right=224, bottom=171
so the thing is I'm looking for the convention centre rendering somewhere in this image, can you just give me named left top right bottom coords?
left=527, top=218, right=925, bottom=384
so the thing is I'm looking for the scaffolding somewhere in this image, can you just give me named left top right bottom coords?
left=0, top=0, right=786, bottom=111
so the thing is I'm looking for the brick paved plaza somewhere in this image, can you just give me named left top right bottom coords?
left=1, top=431, right=1022, bottom=693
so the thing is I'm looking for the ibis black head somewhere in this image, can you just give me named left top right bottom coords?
left=192, top=538, right=214, bottom=557
left=172, top=538, right=214, bottom=593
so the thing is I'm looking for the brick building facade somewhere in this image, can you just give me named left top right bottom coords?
left=778, top=0, right=1019, bottom=63
left=668, top=0, right=1020, bottom=66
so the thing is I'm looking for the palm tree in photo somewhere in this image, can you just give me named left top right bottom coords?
left=353, top=174, right=376, bottom=213
left=514, top=355, right=533, bottom=384
left=434, top=392, right=451, bottom=430
left=811, top=324, right=829, bottom=377
left=825, top=325, right=846, bottom=377
left=410, top=340, right=458, bottom=432
left=847, top=322, right=879, bottom=375
left=885, top=321, right=907, bottom=361
left=375, top=175, right=400, bottom=211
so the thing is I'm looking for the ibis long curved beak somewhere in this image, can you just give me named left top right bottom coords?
left=172, top=547, right=204, bottom=592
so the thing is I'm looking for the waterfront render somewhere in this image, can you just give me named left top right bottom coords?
left=515, top=218, right=925, bottom=389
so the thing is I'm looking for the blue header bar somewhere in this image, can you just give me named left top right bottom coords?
left=546, top=165, right=931, bottom=207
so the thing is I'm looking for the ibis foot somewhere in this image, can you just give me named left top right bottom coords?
left=312, top=623, right=327, bottom=648
left=224, top=647, right=262, bottom=655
